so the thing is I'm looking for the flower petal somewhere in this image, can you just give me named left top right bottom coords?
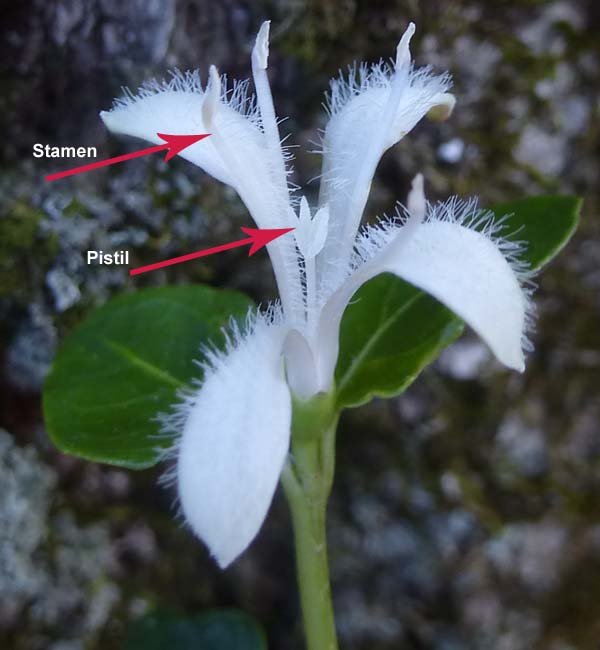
left=100, top=71, right=259, bottom=192
left=315, top=200, right=532, bottom=391
left=101, top=66, right=303, bottom=324
left=316, top=23, right=454, bottom=297
left=387, top=221, right=529, bottom=370
left=175, top=311, right=291, bottom=568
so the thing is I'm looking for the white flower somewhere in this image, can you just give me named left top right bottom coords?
left=101, top=22, right=532, bottom=567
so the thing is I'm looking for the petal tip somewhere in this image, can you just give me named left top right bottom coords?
left=427, top=93, right=456, bottom=122
left=299, top=195, right=310, bottom=218
left=253, top=21, right=271, bottom=70
left=407, top=173, right=426, bottom=222
left=504, top=355, right=526, bottom=374
left=202, top=66, right=221, bottom=126
left=396, top=22, right=416, bottom=66
left=213, top=549, right=237, bottom=569
left=99, top=109, right=118, bottom=133
left=496, top=346, right=526, bottom=373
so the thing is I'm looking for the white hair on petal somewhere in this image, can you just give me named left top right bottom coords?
left=316, top=61, right=452, bottom=185
left=113, top=69, right=203, bottom=108
left=155, top=302, right=285, bottom=492
left=352, top=197, right=538, bottom=354
left=325, top=59, right=452, bottom=117
left=112, top=66, right=299, bottom=182
left=107, top=68, right=262, bottom=126
left=316, top=59, right=452, bottom=177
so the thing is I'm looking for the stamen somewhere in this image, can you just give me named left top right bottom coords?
left=252, top=21, right=270, bottom=70
left=251, top=21, right=290, bottom=205
left=202, top=65, right=221, bottom=127
left=407, top=173, right=426, bottom=223
left=201, top=65, right=300, bottom=322
left=395, top=22, right=416, bottom=68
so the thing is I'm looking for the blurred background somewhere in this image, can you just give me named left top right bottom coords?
left=1, top=1, right=599, bottom=648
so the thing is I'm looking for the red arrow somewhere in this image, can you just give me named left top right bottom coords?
left=45, top=133, right=210, bottom=182
left=129, top=227, right=295, bottom=277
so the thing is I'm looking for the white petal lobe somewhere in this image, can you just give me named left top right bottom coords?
left=316, top=27, right=454, bottom=298
left=176, top=314, right=291, bottom=568
left=100, top=71, right=278, bottom=229
left=99, top=72, right=265, bottom=191
left=387, top=221, right=527, bottom=371
left=315, top=204, right=530, bottom=390
left=100, top=69, right=304, bottom=321
left=100, top=83, right=230, bottom=186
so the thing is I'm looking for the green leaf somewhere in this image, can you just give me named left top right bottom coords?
left=334, top=194, right=581, bottom=408
left=490, top=194, right=581, bottom=270
left=335, top=273, right=464, bottom=408
left=123, top=610, right=267, bottom=650
left=43, top=285, right=253, bottom=469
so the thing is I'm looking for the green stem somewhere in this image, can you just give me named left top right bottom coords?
left=282, top=420, right=339, bottom=650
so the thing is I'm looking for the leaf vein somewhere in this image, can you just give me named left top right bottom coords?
left=336, top=291, right=424, bottom=394
left=101, top=338, right=188, bottom=390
